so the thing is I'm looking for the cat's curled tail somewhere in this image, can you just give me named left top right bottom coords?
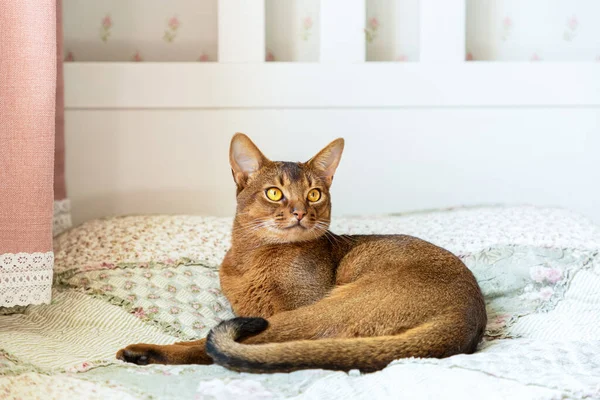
left=206, top=316, right=483, bottom=373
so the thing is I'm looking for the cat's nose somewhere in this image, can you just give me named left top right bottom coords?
left=292, top=209, right=306, bottom=221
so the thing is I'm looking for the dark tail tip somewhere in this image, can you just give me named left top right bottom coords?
left=206, top=317, right=269, bottom=365
left=228, top=317, right=269, bottom=341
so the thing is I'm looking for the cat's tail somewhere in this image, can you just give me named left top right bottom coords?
left=206, top=317, right=481, bottom=373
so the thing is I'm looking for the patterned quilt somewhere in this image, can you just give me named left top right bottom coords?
left=1, top=206, right=600, bottom=399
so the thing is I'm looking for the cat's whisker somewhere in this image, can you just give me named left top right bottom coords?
left=233, top=222, right=274, bottom=241
left=339, top=234, right=357, bottom=245
left=234, top=217, right=273, bottom=231
left=312, top=223, right=337, bottom=246
left=319, top=228, right=335, bottom=247
left=236, top=222, right=270, bottom=236
left=235, top=215, right=271, bottom=224
left=318, top=226, right=355, bottom=249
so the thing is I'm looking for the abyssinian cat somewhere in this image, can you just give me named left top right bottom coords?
left=117, top=133, right=487, bottom=373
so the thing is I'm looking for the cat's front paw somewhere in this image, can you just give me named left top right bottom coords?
left=116, top=344, right=163, bottom=365
left=117, top=342, right=213, bottom=365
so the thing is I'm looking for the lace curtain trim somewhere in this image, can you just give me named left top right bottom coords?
left=53, top=198, right=72, bottom=237
left=0, top=200, right=69, bottom=308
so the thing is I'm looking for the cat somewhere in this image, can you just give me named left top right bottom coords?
left=117, top=133, right=487, bottom=373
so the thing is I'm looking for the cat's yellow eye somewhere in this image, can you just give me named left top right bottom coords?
left=307, top=189, right=321, bottom=202
left=266, top=187, right=283, bottom=201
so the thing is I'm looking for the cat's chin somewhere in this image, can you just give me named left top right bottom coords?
left=266, top=225, right=325, bottom=244
left=282, top=222, right=308, bottom=230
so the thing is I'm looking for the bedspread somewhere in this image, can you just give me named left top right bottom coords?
left=1, top=206, right=599, bottom=399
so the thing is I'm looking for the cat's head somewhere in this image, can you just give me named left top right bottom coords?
left=229, top=133, right=344, bottom=244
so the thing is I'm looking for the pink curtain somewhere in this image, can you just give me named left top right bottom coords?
left=53, top=0, right=70, bottom=237
left=0, top=1, right=67, bottom=308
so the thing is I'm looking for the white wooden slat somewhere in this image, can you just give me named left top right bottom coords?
left=218, top=0, right=265, bottom=63
left=320, top=0, right=366, bottom=63
left=419, top=0, right=466, bottom=62
left=65, top=63, right=600, bottom=109
left=65, top=108, right=600, bottom=224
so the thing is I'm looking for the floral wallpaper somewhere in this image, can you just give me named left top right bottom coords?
left=466, top=0, right=600, bottom=61
left=63, top=0, right=600, bottom=63
left=366, top=0, right=420, bottom=62
left=63, top=0, right=218, bottom=62
left=265, top=0, right=320, bottom=62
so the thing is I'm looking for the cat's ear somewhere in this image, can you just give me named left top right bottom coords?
left=307, top=138, right=344, bottom=186
left=229, top=133, right=269, bottom=189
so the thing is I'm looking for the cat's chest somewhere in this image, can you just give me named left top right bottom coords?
left=262, top=243, right=334, bottom=275
left=256, top=253, right=334, bottom=310
left=221, top=247, right=335, bottom=316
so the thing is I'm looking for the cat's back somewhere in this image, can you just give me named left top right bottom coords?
left=336, top=233, right=478, bottom=291
left=334, top=233, right=486, bottom=334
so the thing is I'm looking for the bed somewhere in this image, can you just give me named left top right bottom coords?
left=1, top=205, right=599, bottom=399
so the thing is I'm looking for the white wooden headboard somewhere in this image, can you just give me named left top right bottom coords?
left=64, top=0, right=600, bottom=225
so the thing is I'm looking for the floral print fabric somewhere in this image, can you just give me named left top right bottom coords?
left=1, top=206, right=600, bottom=399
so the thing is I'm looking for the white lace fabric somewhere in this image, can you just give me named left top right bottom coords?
left=0, top=199, right=69, bottom=308
left=53, top=199, right=72, bottom=237
left=0, top=252, right=53, bottom=307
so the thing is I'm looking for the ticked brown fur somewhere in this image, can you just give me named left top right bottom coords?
left=117, top=133, right=487, bottom=373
